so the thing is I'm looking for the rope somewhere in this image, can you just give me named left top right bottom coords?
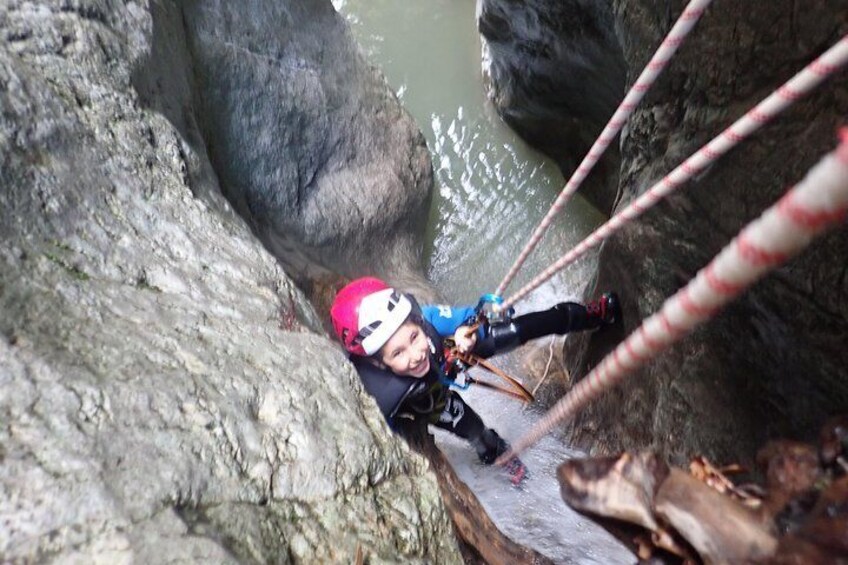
left=463, top=375, right=530, bottom=402
left=498, top=131, right=848, bottom=461
left=500, top=36, right=848, bottom=311
left=445, top=323, right=534, bottom=402
left=530, top=335, right=559, bottom=397
left=495, top=0, right=715, bottom=296
left=450, top=349, right=535, bottom=403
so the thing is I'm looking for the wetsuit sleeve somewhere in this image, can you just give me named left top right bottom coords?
left=420, top=304, right=477, bottom=338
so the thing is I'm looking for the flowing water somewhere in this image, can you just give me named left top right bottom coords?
left=332, top=0, right=632, bottom=562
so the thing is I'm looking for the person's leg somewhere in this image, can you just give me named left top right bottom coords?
left=430, top=391, right=507, bottom=463
left=475, top=293, right=620, bottom=357
left=430, top=392, right=528, bottom=485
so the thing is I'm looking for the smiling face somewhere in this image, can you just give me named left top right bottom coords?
left=379, top=321, right=431, bottom=378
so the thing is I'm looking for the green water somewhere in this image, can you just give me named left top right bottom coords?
left=333, top=0, right=604, bottom=309
left=331, top=3, right=633, bottom=562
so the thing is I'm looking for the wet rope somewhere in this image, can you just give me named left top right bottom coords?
left=530, top=335, right=559, bottom=397
left=500, top=131, right=848, bottom=461
left=500, top=36, right=848, bottom=312
left=495, top=0, right=715, bottom=296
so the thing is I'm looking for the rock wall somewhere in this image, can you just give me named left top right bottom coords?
left=133, top=0, right=435, bottom=297
left=478, top=0, right=848, bottom=465
left=476, top=0, right=626, bottom=212
left=569, top=1, right=848, bottom=464
left=0, top=0, right=460, bottom=562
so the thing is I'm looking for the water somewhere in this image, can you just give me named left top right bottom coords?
left=432, top=383, right=634, bottom=564
left=332, top=0, right=632, bottom=562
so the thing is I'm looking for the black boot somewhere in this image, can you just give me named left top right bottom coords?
left=471, top=429, right=528, bottom=486
left=472, top=428, right=509, bottom=464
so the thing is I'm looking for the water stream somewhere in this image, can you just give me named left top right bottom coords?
left=332, top=0, right=633, bottom=562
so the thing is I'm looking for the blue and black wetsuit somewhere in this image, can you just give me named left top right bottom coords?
left=353, top=302, right=510, bottom=463
left=353, top=297, right=606, bottom=464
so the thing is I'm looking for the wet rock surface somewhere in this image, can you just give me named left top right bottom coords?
left=179, top=0, right=434, bottom=291
left=0, top=0, right=458, bottom=562
left=571, top=0, right=848, bottom=466
left=528, top=1, right=848, bottom=465
left=133, top=0, right=434, bottom=294
left=402, top=426, right=556, bottom=565
left=476, top=0, right=626, bottom=213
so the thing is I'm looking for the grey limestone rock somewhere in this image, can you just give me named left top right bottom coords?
left=567, top=0, right=848, bottom=464
left=0, top=0, right=460, bottom=562
left=180, top=0, right=434, bottom=291
left=476, top=0, right=626, bottom=213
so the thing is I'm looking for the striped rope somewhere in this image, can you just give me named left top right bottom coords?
left=495, top=0, right=715, bottom=296
left=501, top=35, right=848, bottom=311
left=501, top=131, right=848, bottom=460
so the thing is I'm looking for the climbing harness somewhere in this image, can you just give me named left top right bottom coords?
left=446, top=346, right=535, bottom=403
left=443, top=323, right=535, bottom=404
left=499, top=35, right=848, bottom=312
left=495, top=0, right=716, bottom=296
left=441, top=295, right=533, bottom=402
left=501, top=133, right=848, bottom=461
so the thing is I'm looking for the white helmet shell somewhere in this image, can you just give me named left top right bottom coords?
left=357, top=288, right=413, bottom=355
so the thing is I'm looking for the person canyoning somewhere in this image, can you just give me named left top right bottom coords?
left=330, top=277, right=620, bottom=486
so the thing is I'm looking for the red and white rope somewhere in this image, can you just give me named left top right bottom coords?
left=495, top=0, right=715, bottom=296
left=501, top=36, right=848, bottom=311
left=502, top=131, right=848, bottom=459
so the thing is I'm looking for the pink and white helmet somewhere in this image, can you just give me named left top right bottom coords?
left=330, top=277, right=413, bottom=357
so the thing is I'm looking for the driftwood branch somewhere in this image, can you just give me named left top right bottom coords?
left=403, top=426, right=555, bottom=565
left=556, top=416, right=848, bottom=564
left=655, top=468, right=776, bottom=562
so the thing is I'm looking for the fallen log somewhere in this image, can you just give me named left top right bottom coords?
left=403, top=426, right=555, bottom=565
left=655, top=468, right=777, bottom=563
left=555, top=416, right=848, bottom=564
left=558, top=452, right=685, bottom=562
left=558, top=451, right=668, bottom=532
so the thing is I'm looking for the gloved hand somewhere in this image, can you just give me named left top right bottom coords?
left=452, top=325, right=477, bottom=353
